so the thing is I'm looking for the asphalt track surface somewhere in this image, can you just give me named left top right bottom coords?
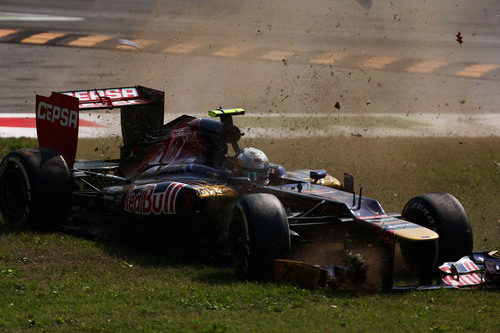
left=0, top=1, right=498, bottom=137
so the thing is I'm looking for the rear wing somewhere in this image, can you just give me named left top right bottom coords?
left=36, top=86, right=164, bottom=168
left=59, top=86, right=156, bottom=110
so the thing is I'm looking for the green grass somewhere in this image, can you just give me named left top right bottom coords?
left=0, top=137, right=499, bottom=331
left=0, top=230, right=498, bottom=332
left=0, top=137, right=38, bottom=157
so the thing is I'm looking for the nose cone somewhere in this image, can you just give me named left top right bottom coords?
left=393, top=226, right=439, bottom=241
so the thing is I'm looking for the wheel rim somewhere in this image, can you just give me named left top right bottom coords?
left=0, top=166, right=28, bottom=223
left=230, top=206, right=250, bottom=276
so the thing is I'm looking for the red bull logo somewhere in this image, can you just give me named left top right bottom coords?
left=124, top=182, right=185, bottom=215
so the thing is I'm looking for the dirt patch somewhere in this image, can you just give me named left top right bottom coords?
left=76, top=136, right=122, bottom=161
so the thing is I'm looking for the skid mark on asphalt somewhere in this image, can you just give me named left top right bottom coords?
left=0, top=28, right=498, bottom=80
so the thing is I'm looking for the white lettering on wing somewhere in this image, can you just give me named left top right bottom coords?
left=122, top=87, right=138, bottom=98
left=106, top=89, right=121, bottom=98
left=61, top=108, right=68, bottom=126
left=37, top=101, right=46, bottom=120
left=36, top=102, right=78, bottom=129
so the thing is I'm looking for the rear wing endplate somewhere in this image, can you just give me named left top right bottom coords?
left=36, top=86, right=164, bottom=168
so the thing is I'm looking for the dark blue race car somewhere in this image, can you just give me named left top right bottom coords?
left=0, top=86, right=477, bottom=290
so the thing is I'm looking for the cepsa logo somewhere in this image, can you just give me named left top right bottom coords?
left=36, top=102, right=78, bottom=129
left=124, top=182, right=185, bottom=215
left=63, top=87, right=139, bottom=102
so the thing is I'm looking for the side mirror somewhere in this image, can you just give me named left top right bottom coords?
left=310, top=169, right=326, bottom=183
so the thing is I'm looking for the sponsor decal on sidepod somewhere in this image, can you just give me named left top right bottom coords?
left=124, top=182, right=185, bottom=215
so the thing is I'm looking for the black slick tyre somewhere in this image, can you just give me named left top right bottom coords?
left=0, top=148, right=72, bottom=228
left=230, top=193, right=290, bottom=279
left=402, top=192, right=473, bottom=266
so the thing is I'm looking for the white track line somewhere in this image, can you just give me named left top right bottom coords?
left=0, top=12, right=84, bottom=22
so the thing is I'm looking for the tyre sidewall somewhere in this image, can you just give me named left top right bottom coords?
left=0, top=154, right=33, bottom=227
left=230, top=193, right=290, bottom=278
left=0, top=148, right=71, bottom=228
left=403, top=192, right=473, bottom=263
left=230, top=201, right=252, bottom=277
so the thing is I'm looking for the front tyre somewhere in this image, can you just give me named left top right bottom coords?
left=230, top=193, right=290, bottom=279
left=402, top=192, right=473, bottom=266
left=0, top=148, right=71, bottom=228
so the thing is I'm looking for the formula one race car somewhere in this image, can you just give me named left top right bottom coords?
left=0, top=86, right=475, bottom=289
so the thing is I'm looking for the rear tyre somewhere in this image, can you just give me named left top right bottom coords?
left=230, top=193, right=290, bottom=279
left=401, top=193, right=473, bottom=283
left=0, top=148, right=72, bottom=228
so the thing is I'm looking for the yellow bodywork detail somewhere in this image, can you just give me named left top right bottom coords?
left=314, top=175, right=342, bottom=189
left=288, top=171, right=342, bottom=189
left=208, top=108, right=245, bottom=117
left=393, top=227, right=439, bottom=242
left=194, top=184, right=238, bottom=198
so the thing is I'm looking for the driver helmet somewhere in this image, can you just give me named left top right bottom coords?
left=236, top=147, right=270, bottom=185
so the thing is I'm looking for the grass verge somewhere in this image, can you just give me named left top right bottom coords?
left=0, top=136, right=498, bottom=331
